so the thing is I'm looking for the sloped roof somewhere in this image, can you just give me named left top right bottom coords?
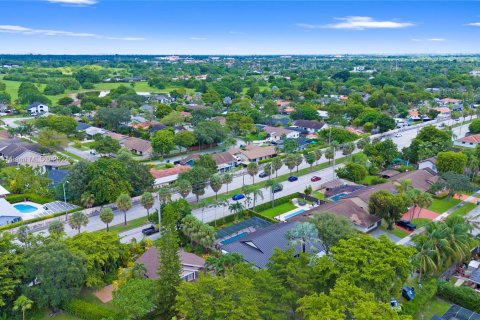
left=238, top=145, right=277, bottom=160
left=123, top=137, right=152, bottom=153
left=222, top=221, right=324, bottom=269
left=263, top=126, right=296, bottom=136
left=293, top=120, right=326, bottom=130
left=389, top=169, right=438, bottom=192
left=150, top=166, right=191, bottom=179
left=460, top=134, right=480, bottom=144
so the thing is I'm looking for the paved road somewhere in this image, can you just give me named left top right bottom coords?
left=65, top=144, right=98, bottom=162
left=1, top=116, right=34, bottom=128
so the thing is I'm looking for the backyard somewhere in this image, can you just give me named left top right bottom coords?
left=258, top=202, right=296, bottom=219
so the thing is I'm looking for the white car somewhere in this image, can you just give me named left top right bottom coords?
left=394, top=133, right=402, bottom=138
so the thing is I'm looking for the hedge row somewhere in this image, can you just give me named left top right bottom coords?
left=253, top=193, right=298, bottom=213
left=0, top=208, right=82, bottom=231
left=400, top=279, right=437, bottom=316
left=208, top=210, right=253, bottom=228
left=437, top=281, right=480, bottom=313
left=64, top=299, right=119, bottom=320
left=5, top=193, right=55, bottom=204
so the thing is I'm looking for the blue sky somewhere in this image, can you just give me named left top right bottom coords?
left=0, top=0, right=480, bottom=54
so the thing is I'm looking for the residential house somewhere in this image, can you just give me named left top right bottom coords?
left=263, top=126, right=299, bottom=142
left=105, top=131, right=128, bottom=142
left=290, top=169, right=437, bottom=232
left=418, top=157, right=438, bottom=174
left=221, top=221, right=325, bottom=269
left=47, top=169, right=69, bottom=187
left=123, top=137, right=152, bottom=156
left=153, top=94, right=174, bottom=104
left=432, top=107, right=451, bottom=118
left=229, top=145, right=277, bottom=163
left=85, top=126, right=107, bottom=138
left=150, top=166, right=191, bottom=186
left=293, top=120, right=327, bottom=133
left=75, top=122, right=91, bottom=132
left=0, top=198, right=21, bottom=226
left=180, top=151, right=238, bottom=173
left=0, top=140, right=68, bottom=170
left=0, top=185, right=9, bottom=198
left=438, top=98, right=462, bottom=106
left=136, top=247, right=205, bottom=282
left=26, top=102, right=49, bottom=115
left=139, top=105, right=154, bottom=113
left=455, top=134, right=480, bottom=148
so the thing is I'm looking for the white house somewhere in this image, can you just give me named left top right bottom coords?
left=455, top=134, right=480, bottom=148
left=26, top=103, right=49, bottom=115
left=263, top=126, right=299, bottom=142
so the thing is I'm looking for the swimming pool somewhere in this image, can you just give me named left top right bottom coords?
left=329, top=192, right=349, bottom=202
left=221, top=232, right=248, bottom=245
left=284, top=209, right=306, bottom=220
left=14, top=203, right=39, bottom=213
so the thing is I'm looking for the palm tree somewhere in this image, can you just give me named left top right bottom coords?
left=100, top=207, right=114, bottom=231
left=324, top=147, right=334, bottom=164
left=210, top=175, right=223, bottom=200
left=284, top=154, right=296, bottom=174
left=242, top=185, right=253, bottom=209
left=396, top=179, right=413, bottom=194
left=141, top=192, right=154, bottom=219
left=229, top=202, right=244, bottom=221
left=222, top=173, right=233, bottom=193
left=412, top=235, right=437, bottom=283
left=313, top=149, right=323, bottom=165
left=48, top=220, right=64, bottom=237
left=286, top=222, right=319, bottom=253
left=247, top=162, right=259, bottom=185
left=68, top=211, right=89, bottom=233
left=294, top=154, right=303, bottom=173
left=116, top=194, right=132, bottom=226
left=304, top=152, right=315, bottom=171
left=272, top=157, right=283, bottom=178
left=263, top=163, right=272, bottom=178
left=176, top=179, right=192, bottom=199
left=266, top=179, right=282, bottom=208
left=199, top=199, right=210, bottom=223
left=158, top=186, right=172, bottom=204
left=414, top=191, right=433, bottom=220
left=13, top=295, right=33, bottom=320
left=80, top=192, right=95, bottom=209
left=251, top=188, right=264, bottom=210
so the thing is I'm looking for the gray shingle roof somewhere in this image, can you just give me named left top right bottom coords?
left=222, top=221, right=324, bottom=269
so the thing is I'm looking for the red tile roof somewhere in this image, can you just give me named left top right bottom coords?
left=460, top=134, right=480, bottom=144
left=150, top=166, right=191, bottom=179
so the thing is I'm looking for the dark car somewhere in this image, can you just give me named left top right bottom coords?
left=396, top=220, right=417, bottom=231
left=142, top=225, right=159, bottom=236
left=288, top=176, right=298, bottom=182
left=401, top=286, right=415, bottom=301
left=232, top=194, right=245, bottom=201
left=311, top=176, right=321, bottom=182
left=259, top=172, right=268, bottom=178
left=273, top=185, right=283, bottom=193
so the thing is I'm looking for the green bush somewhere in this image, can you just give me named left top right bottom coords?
left=64, top=299, right=118, bottom=320
left=258, top=158, right=274, bottom=165
left=400, top=279, right=437, bottom=316
left=253, top=193, right=297, bottom=213
left=437, top=281, right=480, bottom=312
left=208, top=210, right=253, bottom=228
left=5, top=193, right=54, bottom=204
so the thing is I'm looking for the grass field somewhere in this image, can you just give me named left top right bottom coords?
left=313, top=191, right=325, bottom=200
left=411, top=218, right=432, bottom=229
left=448, top=202, right=476, bottom=218
left=107, top=215, right=150, bottom=233
left=258, top=202, right=296, bottom=219
left=379, top=224, right=409, bottom=238
left=428, top=197, right=461, bottom=213
left=414, top=297, right=451, bottom=320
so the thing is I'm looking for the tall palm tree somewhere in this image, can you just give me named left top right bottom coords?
left=210, top=175, right=223, bottom=200
left=314, top=149, right=323, bottom=165
left=141, top=192, right=154, bottom=220
left=247, top=162, right=259, bottom=185
left=229, top=202, right=244, bottom=221
left=176, top=179, right=192, bottom=199
left=272, top=157, right=283, bottom=178
left=412, top=235, right=438, bottom=283
left=116, top=194, right=132, bottom=226
left=199, top=199, right=210, bottom=223
left=266, top=179, right=282, bottom=208
left=242, top=185, right=253, bottom=209
left=222, top=173, right=233, bottom=193
left=251, top=188, right=264, bottom=210
left=396, top=179, right=413, bottom=194
left=80, top=192, right=95, bottom=209
left=158, top=186, right=172, bottom=204
left=286, top=222, right=319, bottom=253
left=284, top=154, right=297, bottom=174
left=100, top=207, right=114, bottom=231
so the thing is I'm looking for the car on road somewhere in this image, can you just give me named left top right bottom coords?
left=288, top=176, right=298, bottom=182
left=401, top=286, right=416, bottom=301
left=273, top=185, right=283, bottom=193
left=311, top=176, right=322, bottom=182
left=142, top=225, right=159, bottom=236
left=232, top=194, right=245, bottom=201
left=394, top=133, right=402, bottom=137
left=396, top=219, right=416, bottom=231
left=259, top=172, right=268, bottom=178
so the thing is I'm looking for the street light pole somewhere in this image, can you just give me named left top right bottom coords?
left=63, top=180, right=69, bottom=221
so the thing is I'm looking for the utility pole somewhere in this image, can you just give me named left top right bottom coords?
left=332, top=146, right=336, bottom=180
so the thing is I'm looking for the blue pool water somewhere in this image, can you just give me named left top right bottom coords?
left=284, top=209, right=306, bottom=220
left=221, top=232, right=248, bottom=245
left=329, top=192, right=349, bottom=202
left=13, top=204, right=39, bottom=214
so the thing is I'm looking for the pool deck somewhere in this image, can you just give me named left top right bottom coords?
left=275, top=202, right=314, bottom=222
left=12, top=201, right=47, bottom=220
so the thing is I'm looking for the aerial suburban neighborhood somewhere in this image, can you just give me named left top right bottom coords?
left=1, top=1, right=480, bottom=320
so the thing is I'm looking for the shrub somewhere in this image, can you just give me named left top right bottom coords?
left=5, top=193, right=54, bottom=204
left=64, top=299, right=119, bottom=320
left=437, top=281, right=480, bottom=313
left=258, top=158, right=274, bottom=165
left=400, top=279, right=437, bottom=316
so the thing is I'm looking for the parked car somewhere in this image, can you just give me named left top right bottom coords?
left=401, top=286, right=416, bottom=301
left=142, top=225, right=159, bottom=236
left=259, top=172, right=268, bottom=178
left=311, top=176, right=321, bottom=182
left=288, top=176, right=298, bottom=182
left=273, top=185, right=283, bottom=193
left=232, top=194, right=245, bottom=201
left=390, top=298, right=398, bottom=308
left=396, top=220, right=416, bottom=231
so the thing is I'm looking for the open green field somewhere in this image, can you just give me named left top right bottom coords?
left=258, top=202, right=296, bottom=219
left=413, top=297, right=451, bottom=320
left=428, top=197, right=461, bottom=213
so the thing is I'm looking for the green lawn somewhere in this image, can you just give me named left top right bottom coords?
left=258, top=202, right=296, bottom=219
left=448, top=202, right=477, bottom=218
left=414, top=297, right=451, bottom=320
left=379, top=224, right=409, bottom=238
left=82, top=141, right=96, bottom=148
left=107, top=215, right=151, bottom=233
left=411, top=218, right=433, bottom=229
left=313, top=191, right=325, bottom=200
left=428, top=198, right=461, bottom=213
left=57, top=150, right=83, bottom=162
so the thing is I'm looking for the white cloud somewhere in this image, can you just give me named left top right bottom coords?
left=0, top=25, right=145, bottom=41
left=468, top=22, right=480, bottom=27
left=190, top=37, right=207, bottom=40
left=46, top=0, right=97, bottom=5
left=298, top=16, right=414, bottom=30
left=428, top=38, right=445, bottom=42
